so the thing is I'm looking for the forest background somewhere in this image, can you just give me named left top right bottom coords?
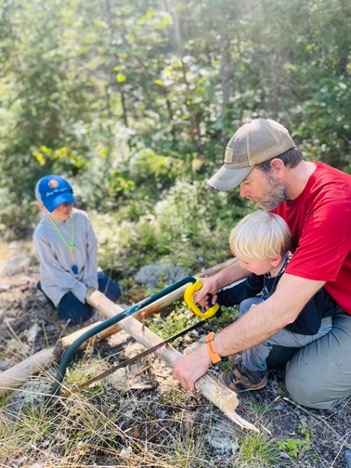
left=0, top=1, right=351, bottom=466
left=0, top=0, right=350, bottom=283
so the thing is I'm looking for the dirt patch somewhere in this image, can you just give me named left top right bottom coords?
left=1, top=240, right=351, bottom=467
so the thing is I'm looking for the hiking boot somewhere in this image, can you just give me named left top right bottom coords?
left=227, top=353, right=242, bottom=366
left=218, top=360, right=268, bottom=392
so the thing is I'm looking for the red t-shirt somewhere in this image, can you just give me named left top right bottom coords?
left=272, top=162, right=351, bottom=314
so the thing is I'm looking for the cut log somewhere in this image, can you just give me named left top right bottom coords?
left=0, top=288, right=185, bottom=396
left=56, top=319, right=124, bottom=356
left=0, top=259, right=236, bottom=398
left=0, top=289, right=188, bottom=398
left=87, top=290, right=258, bottom=432
left=0, top=321, right=112, bottom=397
left=56, top=259, right=235, bottom=349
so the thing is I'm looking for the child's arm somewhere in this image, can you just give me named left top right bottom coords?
left=217, top=274, right=263, bottom=307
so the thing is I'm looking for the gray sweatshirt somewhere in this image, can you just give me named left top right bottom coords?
left=33, top=208, right=98, bottom=306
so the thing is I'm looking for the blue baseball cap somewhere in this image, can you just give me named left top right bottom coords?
left=35, top=175, right=77, bottom=212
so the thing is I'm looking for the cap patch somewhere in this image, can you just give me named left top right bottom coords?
left=48, top=179, right=59, bottom=189
left=224, top=147, right=233, bottom=164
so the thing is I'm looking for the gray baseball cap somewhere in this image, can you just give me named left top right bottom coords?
left=208, top=118, right=295, bottom=191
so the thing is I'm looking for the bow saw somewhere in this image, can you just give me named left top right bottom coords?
left=49, top=277, right=219, bottom=402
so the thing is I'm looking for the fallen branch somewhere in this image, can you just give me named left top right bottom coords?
left=0, top=347, right=55, bottom=397
left=0, top=291, right=185, bottom=397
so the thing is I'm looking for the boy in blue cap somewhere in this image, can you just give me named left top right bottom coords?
left=33, top=175, right=121, bottom=324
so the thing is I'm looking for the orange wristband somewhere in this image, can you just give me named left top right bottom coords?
left=205, top=332, right=221, bottom=364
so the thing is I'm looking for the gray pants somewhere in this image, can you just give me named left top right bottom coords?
left=239, top=297, right=332, bottom=373
left=286, top=312, right=351, bottom=410
left=239, top=298, right=351, bottom=410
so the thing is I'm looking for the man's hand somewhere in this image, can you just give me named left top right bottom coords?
left=172, top=345, right=211, bottom=391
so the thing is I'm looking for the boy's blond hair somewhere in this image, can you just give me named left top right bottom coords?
left=229, top=210, right=291, bottom=260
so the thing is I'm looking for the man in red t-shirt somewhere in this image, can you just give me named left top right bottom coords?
left=172, top=118, right=351, bottom=410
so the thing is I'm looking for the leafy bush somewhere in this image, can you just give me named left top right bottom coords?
left=93, top=177, right=248, bottom=280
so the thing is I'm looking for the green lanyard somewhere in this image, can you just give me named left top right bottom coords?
left=48, top=215, right=78, bottom=275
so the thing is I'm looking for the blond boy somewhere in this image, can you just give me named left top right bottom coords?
left=217, top=210, right=337, bottom=392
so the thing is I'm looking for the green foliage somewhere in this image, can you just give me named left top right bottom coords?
left=93, top=178, right=246, bottom=279
left=211, top=306, right=238, bottom=331
left=237, top=432, right=279, bottom=466
left=146, top=305, right=196, bottom=340
left=131, top=148, right=184, bottom=192
left=0, top=0, right=350, bottom=246
left=277, top=424, right=312, bottom=460
left=298, top=76, right=351, bottom=170
left=32, top=145, right=86, bottom=172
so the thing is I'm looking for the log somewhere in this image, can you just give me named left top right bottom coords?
left=87, top=290, right=258, bottom=431
left=0, top=287, right=185, bottom=396
left=56, top=258, right=235, bottom=351
left=55, top=284, right=188, bottom=352
left=0, top=259, right=236, bottom=398
left=0, top=347, right=55, bottom=397
left=0, top=288, right=192, bottom=398
left=55, top=258, right=234, bottom=350
left=0, top=321, right=114, bottom=397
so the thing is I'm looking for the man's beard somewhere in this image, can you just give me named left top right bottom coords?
left=255, top=175, right=289, bottom=210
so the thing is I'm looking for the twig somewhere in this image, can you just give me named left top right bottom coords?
left=5, top=321, right=28, bottom=358
left=330, top=430, right=351, bottom=467
left=283, top=396, right=351, bottom=451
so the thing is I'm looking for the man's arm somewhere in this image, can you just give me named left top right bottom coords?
left=173, top=273, right=325, bottom=390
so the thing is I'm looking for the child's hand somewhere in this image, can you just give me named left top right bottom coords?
left=85, top=287, right=97, bottom=302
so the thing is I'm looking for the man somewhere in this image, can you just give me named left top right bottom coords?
left=172, top=118, right=351, bottom=410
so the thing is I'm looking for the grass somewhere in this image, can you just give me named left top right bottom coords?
left=0, top=386, right=220, bottom=467
left=1, top=348, right=351, bottom=468
left=236, top=432, right=280, bottom=466
left=1, top=254, right=351, bottom=467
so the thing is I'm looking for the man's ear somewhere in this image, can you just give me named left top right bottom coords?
left=269, top=158, right=285, bottom=179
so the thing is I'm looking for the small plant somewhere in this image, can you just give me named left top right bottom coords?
left=277, top=423, right=312, bottom=459
left=169, top=428, right=207, bottom=468
left=237, top=431, right=279, bottom=466
left=219, top=360, right=233, bottom=372
left=146, top=304, right=198, bottom=339
left=64, top=356, right=108, bottom=387
left=161, top=388, right=188, bottom=406
left=211, top=306, right=239, bottom=331
left=250, top=401, right=268, bottom=417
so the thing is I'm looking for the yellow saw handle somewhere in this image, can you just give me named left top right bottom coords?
left=184, top=278, right=220, bottom=319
